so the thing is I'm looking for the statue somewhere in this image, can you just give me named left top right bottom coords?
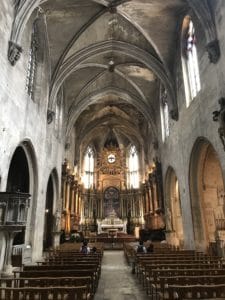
left=54, top=209, right=61, bottom=232
left=206, top=39, right=220, bottom=64
left=165, top=207, right=172, bottom=231
left=213, top=97, right=225, bottom=151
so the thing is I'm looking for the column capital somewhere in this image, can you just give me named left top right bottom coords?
left=206, top=39, right=220, bottom=64
left=8, top=41, right=22, bottom=66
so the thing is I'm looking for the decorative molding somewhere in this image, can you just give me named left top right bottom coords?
left=206, top=39, right=220, bottom=64
left=65, top=143, right=70, bottom=150
left=108, top=5, right=117, bottom=14
left=187, top=0, right=220, bottom=64
left=8, top=41, right=22, bottom=66
left=153, top=140, right=158, bottom=150
left=212, top=97, right=225, bottom=151
left=47, top=109, right=55, bottom=124
left=170, top=109, right=179, bottom=121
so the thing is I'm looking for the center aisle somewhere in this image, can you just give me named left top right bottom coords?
left=94, top=250, right=149, bottom=300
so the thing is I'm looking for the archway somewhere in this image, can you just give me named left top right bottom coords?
left=43, top=175, right=54, bottom=250
left=189, top=138, right=224, bottom=251
left=6, top=146, right=30, bottom=248
left=165, top=167, right=184, bottom=247
left=5, top=141, right=38, bottom=263
left=6, top=146, right=29, bottom=193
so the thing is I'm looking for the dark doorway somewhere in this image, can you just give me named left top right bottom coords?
left=7, top=146, right=30, bottom=246
left=7, top=147, right=29, bottom=193
left=43, top=176, right=54, bottom=250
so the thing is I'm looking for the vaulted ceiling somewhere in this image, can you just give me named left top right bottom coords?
left=39, top=0, right=188, bottom=157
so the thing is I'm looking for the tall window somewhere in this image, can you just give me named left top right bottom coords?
left=128, top=145, right=139, bottom=189
left=182, top=18, right=201, bottom=106
left=160, top=90, right=169, bottom=142
left=26, top=21, right=37, bottom=100
left=83, top=146, right=94, bottom=189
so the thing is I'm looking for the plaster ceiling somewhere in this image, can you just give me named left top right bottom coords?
left=39, top=0, right=188, bottom=156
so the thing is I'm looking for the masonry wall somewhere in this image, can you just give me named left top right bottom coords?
left=0, top=2, right=64, bottom=263
left=158, top=3, right=225, bottom=250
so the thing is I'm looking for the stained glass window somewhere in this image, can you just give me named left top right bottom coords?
left=160, top=90, right=169, bottom=142
left=128, top=145, right=139, bottom=188
left=83, top=146, right=94, bottom=188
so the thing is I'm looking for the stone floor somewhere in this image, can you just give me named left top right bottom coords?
left=94, top=250, right=150, bottom=300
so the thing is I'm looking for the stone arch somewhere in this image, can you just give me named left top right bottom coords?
left=49, top=41, right=177, bottom=119
left=165, top=166, right=184, bottom=247
left=7, top=140, right=38, bottom=248
left=44, top=168, right=60, bottom=249
left=189, top=137, right=224, bottom=251
left=66, top=87, right=157, bottom=140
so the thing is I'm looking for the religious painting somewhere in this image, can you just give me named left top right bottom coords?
left=104, top=186, right=120, bottom=217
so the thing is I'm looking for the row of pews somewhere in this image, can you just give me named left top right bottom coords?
left=124, top=242, right=225, bottom=299
left=0, top=242, right=104, bottom=300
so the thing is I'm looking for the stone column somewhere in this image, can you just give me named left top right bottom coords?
left=3, top=231, right=17, bottom=274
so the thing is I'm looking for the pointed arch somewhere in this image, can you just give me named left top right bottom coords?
left=189, top=137, right=224, bottom=252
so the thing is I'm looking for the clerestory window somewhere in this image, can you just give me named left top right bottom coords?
left=128, top=145, right=139, bottom=189
left=83, top=146, right=94, bottom=189
left=182, top=18, right=201, bottom=106
left=160, top=90, right=170, bottom=142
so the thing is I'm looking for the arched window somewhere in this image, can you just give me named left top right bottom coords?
left=83, top=146, right=94, bottom=189
left=128, top=145, right=139, bottom=189
left=182, top=18, right=201, bottom=106
left=25, top=21, right=38, bottom=100
left=160, top=90, right=169, bottom=142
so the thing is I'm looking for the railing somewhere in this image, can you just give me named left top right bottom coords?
left=0, top=192, right=30, bottom=227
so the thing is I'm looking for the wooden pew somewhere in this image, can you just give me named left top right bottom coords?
left=155, top=275, right=225, bottom=299
left=163, top=284, right=225, bottom=299
left=147, top=269, right=225, bottom=298
left=0, top=276, right=92, bottom=294
left=23, top=263, right=100, bottom=282
left=14, top=269, right=98, bottom=292
left=0, top=285, right=89, bottom=300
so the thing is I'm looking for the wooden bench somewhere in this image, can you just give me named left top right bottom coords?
left=0, top=285, right=89, bottom=300
left=153, top=275, right=225, bottom=299
left=162, top=284, right=225, bottom=299
left=14, top=269, right=98, bottom=292
left=147, top=269, right=225, bottom=298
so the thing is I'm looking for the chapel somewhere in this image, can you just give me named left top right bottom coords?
left=1, top=0, right=225, bottom=299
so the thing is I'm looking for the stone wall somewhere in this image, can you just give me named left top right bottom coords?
left=0, top=2, right=64, bottom=263
left=158, top=3, right=225, bottom=250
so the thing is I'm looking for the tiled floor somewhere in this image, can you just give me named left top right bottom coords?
left=94, top=250, right=150, bottom=300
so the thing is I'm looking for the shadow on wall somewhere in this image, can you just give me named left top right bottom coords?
left=0, top=232, right=6, bottom=271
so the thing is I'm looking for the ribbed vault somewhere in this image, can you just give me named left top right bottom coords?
left=8, top=0, right=219, bottom=168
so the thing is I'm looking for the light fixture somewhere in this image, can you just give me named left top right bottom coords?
left=108, top=59, right=115, bottom=72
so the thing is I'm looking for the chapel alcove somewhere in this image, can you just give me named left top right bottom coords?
left=165, top=167, right=184, bottom=247
left=190, top=138, right=225, bottom=252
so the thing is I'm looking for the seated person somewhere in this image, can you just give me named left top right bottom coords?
left=136, top=240, right=147, bottom=253
left=146, top=242, right=154, bottom=253
left=80, top=241, right=90, bottom=254
left=91, top=246, right=97, bottom=254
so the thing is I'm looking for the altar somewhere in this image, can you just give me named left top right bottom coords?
left=97, top=214, right=127, bottom=235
